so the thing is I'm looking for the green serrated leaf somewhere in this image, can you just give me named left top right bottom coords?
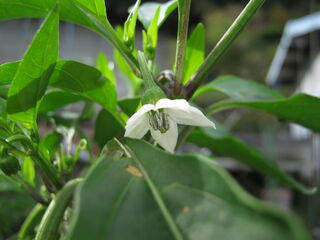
left=66, top=138, right=311, bottom=240
left=138, top=0, right=178, bottom=29
left=183, top=23, right=205, bottom=84
left=7, top=6, right=59, bottom=129
left=187, top=125, right=317, bottom=194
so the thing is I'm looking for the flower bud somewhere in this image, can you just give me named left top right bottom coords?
left=0, top=155, right=21, bottom=176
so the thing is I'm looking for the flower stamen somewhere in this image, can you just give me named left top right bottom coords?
left=149, top=110, right=170, bottom=133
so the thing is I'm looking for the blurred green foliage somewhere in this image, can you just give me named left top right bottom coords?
left=0, top=175, right=34, bottom=239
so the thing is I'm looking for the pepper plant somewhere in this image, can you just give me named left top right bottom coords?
left=0, top=0, right=319, bottom=239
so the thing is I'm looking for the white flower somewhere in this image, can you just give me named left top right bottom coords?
left=125, top=98, right=215, bottom=153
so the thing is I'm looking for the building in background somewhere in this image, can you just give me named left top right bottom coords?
left=267, top=13, right=320, bottom=239
left=267, top=12, right=320, bottom=183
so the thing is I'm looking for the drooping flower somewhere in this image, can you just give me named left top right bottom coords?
left=125, top=98, right=215, bottom=153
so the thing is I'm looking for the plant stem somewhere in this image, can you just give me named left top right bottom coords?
left=19, top=204, right=47, bottom=240
left=32, top=152, right=62, bottom=192
left=4, top=137, right=61, bottom=192
left=0, top=137, right=30, bottom=157
left=137, top=51, right=157, bottom=89
left=6, top=135, right=35, bottom=150
left=12, top=175, right=49, bottom=205
left=85, top=9, right=139, bottom=72
left=35, top=178, right=82, bottom=240
left=137, top=51, right=165, bottom=104
left=75, top=1, right=139, bottom=74
left=5, top=134, right=62, bottom=191
left=174, top=0, right=191, bottom=95
left=183, top=0, right=265, bottom=99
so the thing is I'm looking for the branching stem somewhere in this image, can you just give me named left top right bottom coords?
left=174, top=0, right=191, bottom=95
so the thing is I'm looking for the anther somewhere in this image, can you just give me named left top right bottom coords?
left=148, top=111, right=170, bottom=133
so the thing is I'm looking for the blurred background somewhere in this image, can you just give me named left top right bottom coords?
left=0, top=0, right=320, bottom=239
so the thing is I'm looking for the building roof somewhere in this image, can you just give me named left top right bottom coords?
left=267, top=12, right=320, bottom=86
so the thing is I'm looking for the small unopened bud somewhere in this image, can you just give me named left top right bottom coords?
left=0, top=155, right=21, bottom=176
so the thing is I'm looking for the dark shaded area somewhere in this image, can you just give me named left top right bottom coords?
left=94, top=109, right=124, bottom=148
left=0, top=189, right=34, bottom=239
left=118, top=97, right=140, bottom=116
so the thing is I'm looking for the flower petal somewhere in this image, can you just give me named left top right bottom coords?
left=150, top=117, right=178, bottom=153
left=166, top=106, right=215, bottom=128
left=155, top=98, right=190, bottom=110
left=156, top=98, right=215, bottom=128
left=124, top=104, right=154, bottom=139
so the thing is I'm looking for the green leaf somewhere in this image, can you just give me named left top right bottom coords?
left=208, top=93, right=320, bottom=133
left=0, top=98, right=5, bottom=116
left=114, top=50, right=142, bottom=94
left=187, top=125, right=316, bottom=194
left=7, top=7, right=59, bottom=128
left=118, top=97, right=141, bottom=116
left=1, top=60, right=117, bottom=112
left=96, top=53, right=117, bottom=112
left=124, top=0, right=141, bottom=49
left=49, top=60, right=116, bottom=112
left=22, top=157, right=35, bottom=187
left=138, top=0, right=178, bottom=29
left=0, top=0, right=139, bottom=71
left=67, top=138, right=311, bottom=240
left=94, top=110, right=124, bottom=148
left=96, top=53, right=116, bottom=85
left=0, top=1, right=50, bottom=20
left=39, top=90, right=86, bottom=114
left=68, top=0, right=139, bottom=70
left=183, top=23, right=205, bottom=84
left=148, top=6, right=160, bottom=47
left=0, top=61, right=20, bottom=86
left=39, top=132, right=63, bottom=160
left=194, top=75, right=284, bottom=100
left=75, top=0, right=106, bottom=18
left=142, top=7, right=160, bottom=59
